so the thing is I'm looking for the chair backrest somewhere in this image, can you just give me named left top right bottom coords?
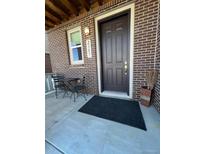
left=51, top=74, right=65, bottom=86
left=52, top=73, right=64, bottom=79
left=82, top=76, right=86, bottom=85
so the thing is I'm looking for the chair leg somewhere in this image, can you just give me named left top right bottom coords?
left=78, top=89, right=87, bottom=101
left=63, top=91, right=67, bottom=98
left=85, top=88, right=88, bottom=96
left=70, top=93, right=73, bottom=101
left=74, top=92, right=76, bottom=102
left=83, top=92, right=87, bottom=101
left=55, top=88, right=58, bottom=98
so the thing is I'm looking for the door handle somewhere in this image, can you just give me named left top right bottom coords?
left=124, top=61, right=128, bottom=75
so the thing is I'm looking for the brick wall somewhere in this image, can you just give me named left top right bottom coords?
left=45, top=53, right=52, bottom=73
left=151, top=3, right=160, bottom=112
left=47, top=0, right=160, bottom=112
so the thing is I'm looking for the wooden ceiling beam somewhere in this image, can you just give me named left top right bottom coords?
left=45, top=25, right=50, bottom=30
left=45, top=23, right=54, bottom=30
left=45, top=0, right=69, bottom=20
left=97, top=0, right=103, bottom=6
left=46, top=17, right=58, bottom=25
left=45, top=23, right=51, bottom=28
left=60, top=0, right=78, bottom=16
left=45, top=10, right=61, bottom=24
left=79, top=0, right=90, bottom=11
left=46, top=20, right=55, bottom=27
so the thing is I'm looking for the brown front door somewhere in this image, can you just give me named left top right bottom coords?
left=100, top=13, right=130, bottom=94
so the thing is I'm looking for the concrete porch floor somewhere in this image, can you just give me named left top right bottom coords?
left=45, top=92, right=160, bottom=154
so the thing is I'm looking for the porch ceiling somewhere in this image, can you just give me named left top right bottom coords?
left=45, top=0, right=105, bottom=31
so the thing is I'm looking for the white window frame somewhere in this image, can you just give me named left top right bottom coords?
left=67, top=26, right=84, bottom=65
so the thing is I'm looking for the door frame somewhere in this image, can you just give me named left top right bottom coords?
left=95, top=3, right=135, bottom=99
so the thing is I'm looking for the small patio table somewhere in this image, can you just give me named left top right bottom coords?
left=63, top=77, right=80, bottom=84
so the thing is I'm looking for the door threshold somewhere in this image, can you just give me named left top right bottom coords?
left=100, top=90, right=131, bottom=100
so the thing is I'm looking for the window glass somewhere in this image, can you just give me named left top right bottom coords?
left=70, top=31, right=81, bottom=46
left=72, top=47, right=82, bottom=61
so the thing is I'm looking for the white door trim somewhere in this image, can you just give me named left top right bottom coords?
left=95, top=3, right=135, bottom=99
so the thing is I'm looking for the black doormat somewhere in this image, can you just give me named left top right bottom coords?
left=78, top=96, right=147, bottom=131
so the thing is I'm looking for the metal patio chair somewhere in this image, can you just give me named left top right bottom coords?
left=74, top=76, right=88, bottom=101
left=51, top=73, right=65, bottom=98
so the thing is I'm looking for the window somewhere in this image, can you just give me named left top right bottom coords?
left=67, top=27, right=84, bottom=65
